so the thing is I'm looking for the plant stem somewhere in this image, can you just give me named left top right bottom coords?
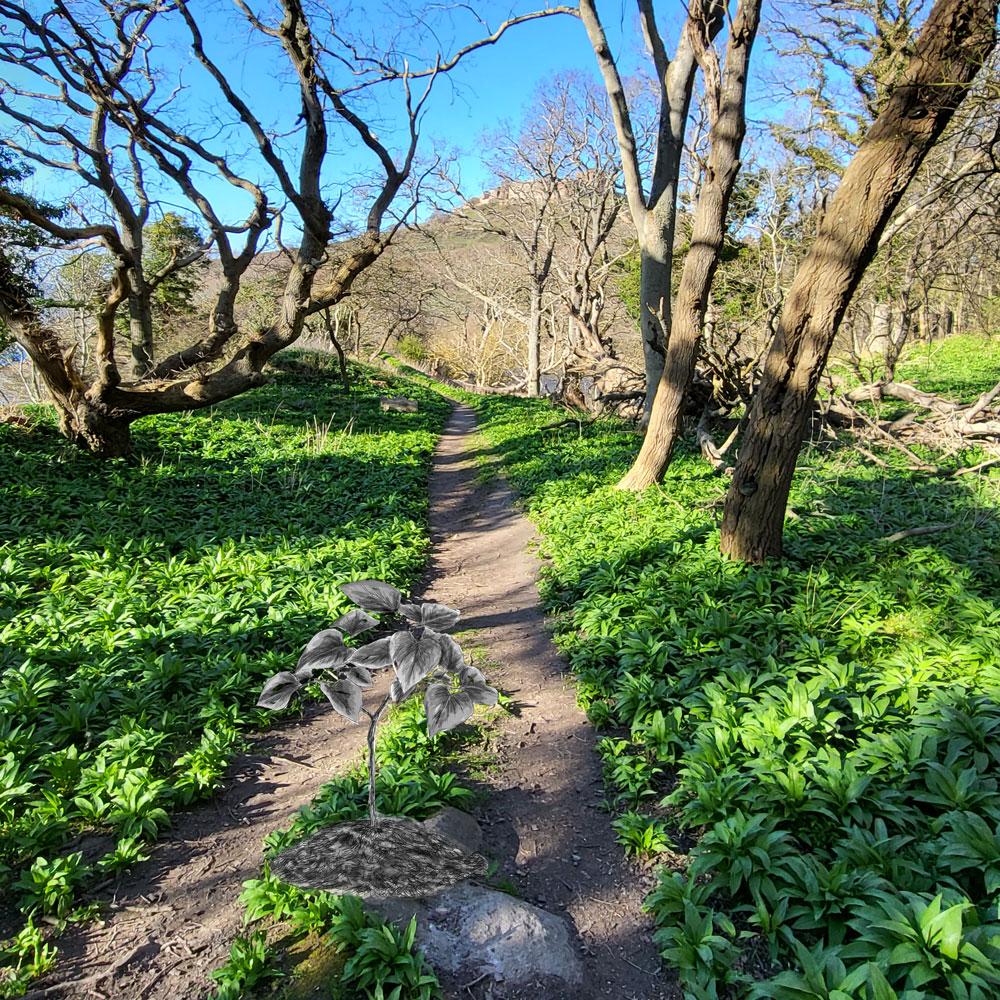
left=367, top=693, right=391, bottom=828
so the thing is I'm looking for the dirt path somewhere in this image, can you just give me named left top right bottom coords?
left=422, top=403, right=674, bottom=1000
left=36, top=698, right=375, bottom=1000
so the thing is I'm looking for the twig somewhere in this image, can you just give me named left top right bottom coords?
left=881, top=523, right=957, bottom=543
left=951, top=454, right=1000, bottom=477
left=460, top=971, right=492, bottom=989
left=603, top=942, right=658, bottom=975
left=855, top=446, right=889, bottom=468
left=20, top=941, right=147, bottom=999
left=136, top=957, right=184, bottom=998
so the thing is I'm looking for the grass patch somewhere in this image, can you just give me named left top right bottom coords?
left=467, top=387, right=1000, bottom=1000
left=902, top=334, right=1000, bottom=401
left=0, top=351, right=451, bottom=994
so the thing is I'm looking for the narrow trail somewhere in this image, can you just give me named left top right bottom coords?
left=422, top=403, right=673, bottom=1000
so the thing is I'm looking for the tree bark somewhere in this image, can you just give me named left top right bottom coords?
left=618, top=0, right=762, bottom=489
left=636, top=220, right=671, bottom=409
left=527, top=281, right=542, bottom=396
left=56, top=398, right=135, bottom=457
left=720, top=0, right=998, bottom=563
left=120, top=222, right=155, bottom=380
left=126, top=275, right=155, bottom=379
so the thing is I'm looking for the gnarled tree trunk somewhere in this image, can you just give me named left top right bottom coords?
left=720, top=0, right=998, bottom=562
left=55, top=397, right=136, bottom=458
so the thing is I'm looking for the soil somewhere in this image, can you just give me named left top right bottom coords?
left=23, top=401, right=677, bottom=1000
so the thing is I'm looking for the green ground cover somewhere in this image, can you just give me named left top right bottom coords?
left=467, top=339, right=1000, bottom=1000
left=0, top=352, right=451, bottom=994
left=898, top=335, right=1000, bottom=402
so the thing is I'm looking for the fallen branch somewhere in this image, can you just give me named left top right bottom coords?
left=951, top=454, right=1000, bottom=477
left=833, top=395, right=938, bottom=471
left=696, top=404, right=728, bottom=472
left=963, top=378, right=1000, bottom=421
left=846, top=381, right=961, bottom=414
left=881, top=522, right=958, bottom=543
left=542, top=417, right=595, bottom=431
left=856, top=445, right=890, bottom=468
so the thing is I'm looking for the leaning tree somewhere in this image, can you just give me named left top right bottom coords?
left=615, top=0, right=764, bottom=488
left=720, top=0, right=999, bottom=562
left=0, top=0, right=572, bottom=456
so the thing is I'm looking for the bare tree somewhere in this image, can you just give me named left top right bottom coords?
left=616, top=0, right=764, bottom=489
left=0, top=0, right=572, bottom=455
left=446, top=73, right=629, bottom=397
left=720, top=0, right=998, bottom=562
left=579, top=0, right=726, bottom=421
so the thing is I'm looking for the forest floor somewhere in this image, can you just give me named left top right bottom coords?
left=30, top=400, right=672, bottom=1000
left=35, top=688, right=375, bottom=1000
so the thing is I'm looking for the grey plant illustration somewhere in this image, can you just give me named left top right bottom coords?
left=255, top=579, right=497, bottom=897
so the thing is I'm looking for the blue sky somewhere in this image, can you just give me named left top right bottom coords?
left=5, top=0, right=862, bottom=247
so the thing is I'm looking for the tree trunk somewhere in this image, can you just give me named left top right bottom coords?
left=720, top=0, right=997, bottom=563
left=618, top=0, right=762, bottom=490
left=121, top=224, right=154, bottom=380
left=54, top=396, right=135, bottom=457
left=637, top=228, right=670, bottom=415
left=323, top=307, right=351, bottom=391
left=578, top=0, right=724, bottom=427
left=127, top=276, right=155, bottom=379
left=527, top=282, right=541, bottom=397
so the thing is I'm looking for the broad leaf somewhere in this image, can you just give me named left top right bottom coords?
left=341, top=664, right=373, bottom=689
left=331, top=608, right=378, bottom=637
left=419, top=602, right=462, bottom=631
left=399, top=602, right=461, bottom=631
left=390, top=677, right=416, bottom=703
left=424, top=683, right=474, bottom=737
left=462, top=682, right=498, bottom=707
left=433, top=631, right=465, bottom=672
left=318, top=680, right=362, bottom=724
left=340, top=580, right=402, bottom=613
left=457, top=663, right=486, bottom=686
left=296, top=628, right=352, bottom=672
left=348, top=637, right=394, bottom=669
left=390, top=631, right=442, bottom=692
left=257, top=671, right=301, bottom=710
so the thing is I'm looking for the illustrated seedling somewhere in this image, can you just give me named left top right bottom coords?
left=256, top=579, right=498, bottom=897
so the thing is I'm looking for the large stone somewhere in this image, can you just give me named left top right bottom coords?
left=366, top=882, right=583, bottom=988
left=420, top=806, right=484, bottom=854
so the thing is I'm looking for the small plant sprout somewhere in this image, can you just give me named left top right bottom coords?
left=255, top=579, right=498, bottom=897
